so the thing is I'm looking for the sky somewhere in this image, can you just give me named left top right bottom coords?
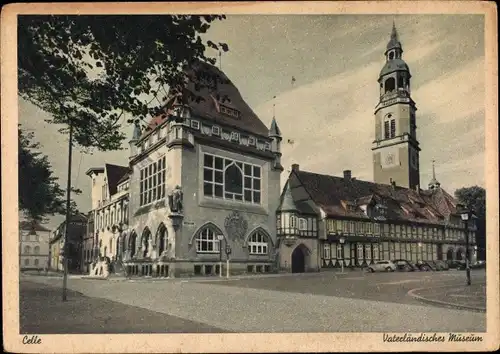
left=18, top=14, right=485, bottom=229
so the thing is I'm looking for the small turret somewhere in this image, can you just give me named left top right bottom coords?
left=268, top=117, right=283, bottom=171
left=428, top=160, right=441, bottom=190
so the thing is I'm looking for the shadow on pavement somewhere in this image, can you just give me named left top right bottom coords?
left=20, top=280, right=229, bottom=334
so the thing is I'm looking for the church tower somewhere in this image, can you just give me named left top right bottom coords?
left=372, top=22, right=421, bottom=189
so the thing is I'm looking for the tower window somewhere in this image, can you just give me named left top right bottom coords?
left=384, top=78, right=396, bottom=93
left=384, top=121, right=390, bottom=139
left=389, top=51, right=394, bottom=60
left=390, top=119, right=396, bottom=138
left=398, top=76, right=404, bottom=89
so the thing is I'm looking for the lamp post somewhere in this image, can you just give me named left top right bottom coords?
left=339, top=237, right=345, bottom=273
left=217, top=235, right=224, bottom=277
left=460, top=207, right=473, bottom=286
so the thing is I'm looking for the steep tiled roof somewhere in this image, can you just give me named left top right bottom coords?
left=291, top=170, right=455, bottom=225
left=105, top=164, right=130, bottom=195
left=141, top=60, right=269, bottom=139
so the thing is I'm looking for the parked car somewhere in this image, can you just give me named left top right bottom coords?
left=434, top=260, right=449, bottom=270
left=456, top=260, right=485, bottom=270
left=366, top=260, right=397, bottom=272
left=416, top=260, right=436, bottom=271
left=392, top=259, right=418, bottom=272
left=446, top=260, right=464, bottom=269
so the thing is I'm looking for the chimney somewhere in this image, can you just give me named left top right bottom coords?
left=343, top=170, right=352, bottom=181
left=291, top=163, right=300, bottom=172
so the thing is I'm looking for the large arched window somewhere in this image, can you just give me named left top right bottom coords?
left=203, top=154, right=261, bottom=204
left=224, top=163, right=243, bottom=199
left=384, top=113, right=396, bottom=139
left=195, top=227, right=220, bottom=253
left=156, top=223, right=168, bottom=256
left=141, top=228, right=151, bottom=258
left=248, top=231, right=270, bottom=255
left=24, top=246, right=31, bottom=254
left=384, top=77, right=395, bottom=93
left=34, top=246, right=40, bottom=255
left=129, top=231, right=137, bottom=258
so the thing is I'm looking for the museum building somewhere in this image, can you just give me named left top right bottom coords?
left=86, top=60, right=283, bottom=277
left=276, top=24, right=478, bottom=272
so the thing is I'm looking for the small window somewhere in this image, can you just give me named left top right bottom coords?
left=290, top=216, right=298, bottom=228
left=264, top=142, right=271, bottom=151
left=212, top=126, right=220, bottom=136
left=248, top=136, right=256, bottom=146
left=298, top=218, right=307, bottom=231
left=191, top=120, right=200, bottom=130
left=231, top=132, right=239, bottom=141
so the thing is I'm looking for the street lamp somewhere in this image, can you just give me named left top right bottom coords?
left=339, top=237, right=345, bottom=273
left=460, top=206, right=473, bottom=286
left=217, top=235, right=224, bottom=277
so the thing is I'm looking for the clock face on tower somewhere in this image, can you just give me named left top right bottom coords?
left=385, top=153, right=395, bottom=165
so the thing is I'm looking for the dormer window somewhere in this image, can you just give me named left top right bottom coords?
left=191, top=120, right=200, bottom=130
left=212, top=126, right=220, bottom=136
left=248, top=136, right=256, bottom=146
left=220, top=105, right=240, bottom=119
left=231, top=132, right=239, bottom=141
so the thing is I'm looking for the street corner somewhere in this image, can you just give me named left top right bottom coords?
left=407, top=283, right=486, bottom=312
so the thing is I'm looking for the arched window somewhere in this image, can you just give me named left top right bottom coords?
left=24, top=246, right=31, bottom=254
left=141, top=228, right=151, bottom=258
left=195, top=227, right=220, bottom=253
left=129, top=232, right=137, bottom=258
left=156, top=223, right=168, bottom=256
left=24, top=259, right=30, bottom=266
left=388, top=51, right=394, bottom=60
left=34, top=259, right=39, bottom=266
left=384, top=114, right=396, bottom=139
left=224, top=163, right=243, bottom=200
left=384, top=77, right=395, bottom=93
left=34, top=246, right=40, bottom=255
left=248, top=231, right=270, bottom=255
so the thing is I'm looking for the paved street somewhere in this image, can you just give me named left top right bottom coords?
left=21, top=270, right=486, bottom=333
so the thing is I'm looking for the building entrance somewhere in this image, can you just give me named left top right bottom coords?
left=291, top=245, right=306, bottom=273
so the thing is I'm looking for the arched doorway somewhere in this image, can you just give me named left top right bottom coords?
left=446, top=248, right=454, bottom=261
left=291, top=244, right=309, bottom=273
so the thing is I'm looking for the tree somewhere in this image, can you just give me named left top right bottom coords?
left=18, top=126, right=79, bottom=222
left=454, top=186, right=486, bottom=260
left=18, top=15, right=229, bottom=151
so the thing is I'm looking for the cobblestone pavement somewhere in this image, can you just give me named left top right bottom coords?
left=22, top=271, right=486, bottom=333
left=20, top=281, right=228, bottom=334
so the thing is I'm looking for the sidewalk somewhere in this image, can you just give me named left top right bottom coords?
left=408, top=283, right=486, bottom=312
left=20, top=280, right=228, bottom=334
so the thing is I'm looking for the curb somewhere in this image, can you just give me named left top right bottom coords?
left=407, top=284, right=486, bottom=313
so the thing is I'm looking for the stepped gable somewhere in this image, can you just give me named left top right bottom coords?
left=105, top=164, right=130, bottom=195
left=293, top=169, right=452, bottom=224
left=141, top=59, right=269, bottom=139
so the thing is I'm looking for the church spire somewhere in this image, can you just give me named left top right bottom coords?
left=386, top=21, right=403, bottom=55
left=428, top=159, right=441, bottom=190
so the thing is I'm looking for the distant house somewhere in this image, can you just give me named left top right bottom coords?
left=49, top=213, right=87, bottom=273
left=19, top=220, right=51, bottom=271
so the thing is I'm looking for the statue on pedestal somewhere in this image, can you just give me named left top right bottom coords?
left=168, top=185, right=183, bottom=213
